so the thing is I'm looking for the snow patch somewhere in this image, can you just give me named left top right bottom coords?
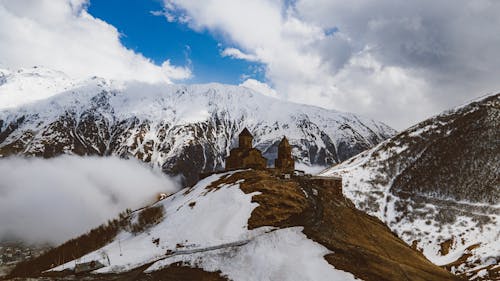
left=146, top=227, right=361, bottom=281
left=51, top=172, right=266, bottom=273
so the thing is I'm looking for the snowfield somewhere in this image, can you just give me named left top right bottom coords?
left=50, top=171, right=359, bottom=281
left=146, top=227, right=359, bottom=281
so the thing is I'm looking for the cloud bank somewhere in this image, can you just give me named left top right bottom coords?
left=0, top=0, right=191, bottom=83
left=0, top=156, right=180, bottom=245
left=163, top=0, right=500, bottom=129
left=239, top=79, right=278, bottom=98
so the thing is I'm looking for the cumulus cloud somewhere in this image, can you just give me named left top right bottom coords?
left=0, top=156, right=180, bottom=245
left=221, top=48, right=260, bottom=62
left=161, top=60, right=192, bottom=80
left=0, top=0, right=191, bottom=83
left=163, top=0, right=500, bottom=129
left=240, top=79, right=278, bottom=98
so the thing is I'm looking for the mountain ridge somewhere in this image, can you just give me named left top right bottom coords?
left=0, top=67, right=395, bottom=185
left=320, top=93, right=500, bottom=280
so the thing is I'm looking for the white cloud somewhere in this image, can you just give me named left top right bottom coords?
left=221, top=48, right=260, bottom=62
left=239, top=79, right=278, bottom=98
left=150, top=9, right=176, bottom=22
left=0, top=0, right=191, bottom=83
left=162, top=60, right=192, bottom=80
left=163, top=0, right=500, bottom=129
left=0, top=156, right=180, bottom=245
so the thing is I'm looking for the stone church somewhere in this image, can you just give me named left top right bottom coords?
left=225, top=128, right=267, bottom=170
left=274, top=136, right=295, bottom=172
left=225, top=128, right=294, bottom=172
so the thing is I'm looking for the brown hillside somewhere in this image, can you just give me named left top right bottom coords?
left=5, top=170, right=461, bottom=281
left=210, top=170, right=461, bottom=281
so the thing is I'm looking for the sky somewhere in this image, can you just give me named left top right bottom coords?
left=87, top=0, right=265, bottom=85
left=1, top=0, right=500, bottom=129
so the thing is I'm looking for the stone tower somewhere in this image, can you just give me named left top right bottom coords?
left=238, top=128, right=253, bottom=149
left=275, top=136, right=294, bottom=172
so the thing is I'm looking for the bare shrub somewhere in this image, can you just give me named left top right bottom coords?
left=131, top=205, right=165, bottom=234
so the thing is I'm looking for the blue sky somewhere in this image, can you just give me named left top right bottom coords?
left=87, top=0, right=264, bottom=84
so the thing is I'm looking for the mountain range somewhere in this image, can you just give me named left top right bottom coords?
left=0, top=67, right=395, bottom=185
left=1, top=67, right=498, bottom=280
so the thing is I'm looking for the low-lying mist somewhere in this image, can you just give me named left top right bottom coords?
left=0, top=156, right=180, bottom=246
left=295, top=163, right=328, bottom=175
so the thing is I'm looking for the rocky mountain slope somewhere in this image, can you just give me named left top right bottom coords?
left=7, top=170, right=459, bottom=281
left=0, top=67, right=395, bottom=185
left=320, top=93, right=500, bottom=280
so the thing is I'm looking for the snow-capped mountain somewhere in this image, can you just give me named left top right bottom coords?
left=9, top=170, right=458, bottom=280
left=0, top=67, right=395, bottom=185
left=320, top=93, right=500, bottom=280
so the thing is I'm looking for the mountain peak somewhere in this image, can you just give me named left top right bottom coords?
left=0, top=69, right=395, bottom=185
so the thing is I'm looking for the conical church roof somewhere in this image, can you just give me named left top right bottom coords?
left=239, top=128, right=253, bottom=137
left=279, top=136, right=290, bottom=147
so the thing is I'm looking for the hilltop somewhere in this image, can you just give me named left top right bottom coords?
left=7, top=170, right=458, bottom=281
